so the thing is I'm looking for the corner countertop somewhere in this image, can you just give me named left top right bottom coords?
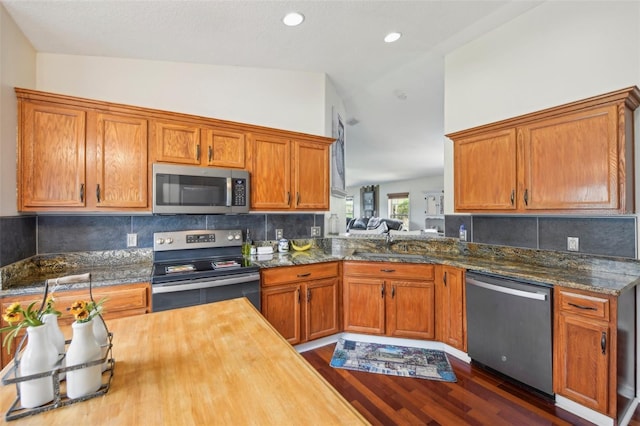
left=0, top=298, right=369, bottom=425
left=2, top=238, right=639, bottom=297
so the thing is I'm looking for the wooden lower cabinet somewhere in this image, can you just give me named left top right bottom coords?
left=435, top=265, right=466, bottom=351
left=343, top=262, right=435, bottom=339
left=261, top=262, right=340, bottom=345
left=554, top=288, right=617, bottom=417
left=0, top=282, right=151, bottom=368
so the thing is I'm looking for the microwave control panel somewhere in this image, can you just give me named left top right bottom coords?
left=232, top=178, right=247, bottom=206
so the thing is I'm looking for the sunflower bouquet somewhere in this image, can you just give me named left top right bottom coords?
left=0, top=294, right=61, bottom=353
left=68, top=299, right=106, bottom=323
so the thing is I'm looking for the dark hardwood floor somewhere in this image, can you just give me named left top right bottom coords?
left=302, top=343, right=640, bottom=426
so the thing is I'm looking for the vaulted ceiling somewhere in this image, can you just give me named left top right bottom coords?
left=1, top=0, right=541, bottom=187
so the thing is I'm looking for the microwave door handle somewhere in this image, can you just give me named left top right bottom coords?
left=226, top=178, right=232, bottom=206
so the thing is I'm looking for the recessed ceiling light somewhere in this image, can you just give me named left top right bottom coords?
left=384, top=32, right=402, bottom=43
left=283, top=12, right=305, bottom=27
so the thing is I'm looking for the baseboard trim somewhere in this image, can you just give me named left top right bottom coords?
left=555, top=395, right=614, bottom=426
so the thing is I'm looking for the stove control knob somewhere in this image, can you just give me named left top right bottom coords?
left=156, top=238, right=165, bottom=245
left=234, top=234, right=241, bottom=240
left=227, top=234, right=234, bottom=241
left=166, top=238, right=173, bottom=244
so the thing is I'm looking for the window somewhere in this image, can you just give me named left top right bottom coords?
left=388, top=192, right=409, bottom=230
left=345, top=196, right=354, bottom=219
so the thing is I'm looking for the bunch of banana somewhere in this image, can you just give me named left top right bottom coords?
left=291, top=240, right=312, bottom=251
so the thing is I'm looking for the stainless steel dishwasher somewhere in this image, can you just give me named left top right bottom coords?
left=466, top=271, right=553, bottom=395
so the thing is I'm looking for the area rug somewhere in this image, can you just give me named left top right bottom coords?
left=329, top=338, right=457, bottom=382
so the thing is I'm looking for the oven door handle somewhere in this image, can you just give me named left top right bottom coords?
left=152, top=273, right=260, bottom=294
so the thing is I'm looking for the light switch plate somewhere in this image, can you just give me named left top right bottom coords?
left=567, top=237, right=579, bottom=252
left=311, top=226, right=321, bottom=237
left=275, top=229, right=283, bottom=240
left=127, top=233, right=138, bottom=247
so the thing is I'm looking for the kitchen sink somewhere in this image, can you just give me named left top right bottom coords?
left=351, top=252, right=427, bottom=261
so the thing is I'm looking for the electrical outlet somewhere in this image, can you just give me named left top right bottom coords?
left=311, top=226, right=321, bottom=237
left=275, top=229, right=283, bottom=240
left=567, top=237, right=579, bottom=252
left=127, top=233, right=138, bottom=248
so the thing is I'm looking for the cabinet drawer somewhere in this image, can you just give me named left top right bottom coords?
left=261, top=262, right=339, bottom=286
left=344, top=261, right=434, bottom=280
left=557, top=289, right=610, bottom=321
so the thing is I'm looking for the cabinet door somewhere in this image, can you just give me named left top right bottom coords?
left=153, top=121, right=201, bottom=165
left=453, top=129, right=517, bottom=211
left=436, top=266, right=466, bottom=351
left=386, top=279, right=435, bottom=339
left=95, top=113, right=148, bottom=208
left=343, top=276, right=385, bottom=334
left=19, top=102, right=86, bottom=209
left=261, top=284, right=301, bottom=344
left=203, top=128, right=246, bottom=168
left=521, top=105, right=619, bottom=211
left=293, top=141, right=329, bottom=209
left=250, top=134, right=291, bottom=209
left=554, top=312, right=610, bottom=414
left=304, top=277, right=340, bottom=341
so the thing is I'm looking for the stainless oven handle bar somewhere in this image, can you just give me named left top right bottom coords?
left=152, top=272, right=260, bottom=294
left=466, top=277, right=547, bottom=301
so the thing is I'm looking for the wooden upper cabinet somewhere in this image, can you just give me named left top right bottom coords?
left=294, top=141, right=329, bottom=209
left=454, top=129, right=517, bottom=211
left=203, top=128, right=245, bottom=168
left=250, top=133, right=291, bottom=209
left=95, top=113, right=148, bottom=208
left=152, top=120, right=201, bottom=165
left=249, top=133, right=330, bottom=211
left=19, top=102, right=87, bottom=209
left=448, top=86, right=640, bottom=214
left=152, top=121, right=246, bottom=168
left=521, top=105, right=618, bottom=211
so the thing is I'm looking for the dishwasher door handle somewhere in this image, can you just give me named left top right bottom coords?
left=467, top=277, right=547, bottom=301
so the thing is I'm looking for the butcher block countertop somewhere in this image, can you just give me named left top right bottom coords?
left=0, top=298, right=369, bottom=425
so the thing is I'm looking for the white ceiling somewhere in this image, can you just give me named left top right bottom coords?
left=1, top=0, right=541, bottom=188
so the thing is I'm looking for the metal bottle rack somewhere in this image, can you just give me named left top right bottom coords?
left=1, top=273, right=115, bottom=421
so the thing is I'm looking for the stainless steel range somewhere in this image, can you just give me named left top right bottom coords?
left=151, top=229, right=260, bottom=312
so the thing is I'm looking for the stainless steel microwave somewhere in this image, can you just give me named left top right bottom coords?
left=152, top=164, right=250, bottom=214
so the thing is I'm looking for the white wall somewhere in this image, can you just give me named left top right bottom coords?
left=36, top=54, right=329, bottom=137
left=0, top=6, right=35, bottom=216
left=346, top=174, right=444, bottom=231
left=443, top=1, right=640, bottom=215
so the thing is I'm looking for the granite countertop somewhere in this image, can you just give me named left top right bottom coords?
left=2, top=237, right=640, bottom=297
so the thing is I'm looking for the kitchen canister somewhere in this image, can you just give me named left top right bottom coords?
left=278, top=238, right=289, bottom=253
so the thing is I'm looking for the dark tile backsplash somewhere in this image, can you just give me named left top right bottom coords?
left=445, top=215, right=637, bottom=259
left=0, top=213, right=326, bottom=266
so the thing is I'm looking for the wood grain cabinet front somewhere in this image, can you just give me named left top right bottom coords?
left=449, top=87, right=640, bottom=214
left=151, top=120, right=246, bottom=168
left=17, top=90, right=149, bottom=212
left=261, top=262, right=340, bottom=345
left=248, top=133, right=330, bottom=211
left=435, top=265, right=466, bottom=351
left=343, top=262, right=435, bottom=340
left=553, top=288, right=616, bottom=417
left=0, top=282, right=151, bottom=369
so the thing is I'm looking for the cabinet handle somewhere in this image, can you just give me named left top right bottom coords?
left=568, top=302, right=597, bottom=311
left=297, top=288, right=300, bottom=304
left=381, top=284, right=385, bottom=298
left=524, top=189, right=529, bottom=206
left=208, top=146, right=212, bottom=162
left=307, top=288, right=311, bottom=302
left=297, top=192, right=300, bottom=204
left=443, top=272, right=447, bottom=286
left=286, top=192, right=291, bottom=206
left=391, top=285, right=395, bottom=299
left=297, top=273, right=311, bottom=278
left=601, top=332, right=607, bottom=355
left=380, top=269, right=395, bottom=273
left=510, top=189, right=515, bottom=206
left=80, top=183, right=85, bottom=203
left=96, top=184, right=101, bottom=203
left=196, top=144, right=201, bottom=161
